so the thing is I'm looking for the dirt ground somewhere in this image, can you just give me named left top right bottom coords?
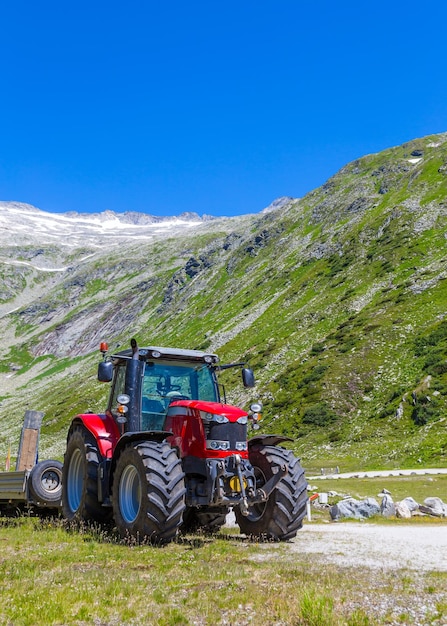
left=292, top=522, right=447, bottom=571
left=226, top=513, right=447, bottom=572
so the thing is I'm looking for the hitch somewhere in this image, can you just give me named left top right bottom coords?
left=233, top=454, right=249, bottom=515
left=203, top=456, right=288, bottom=512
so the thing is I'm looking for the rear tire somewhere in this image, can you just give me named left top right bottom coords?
left=112, top=441, right=186, bottom=544
left=29, top=459, right=63, bottom=506
left=62, top=426, right=111, bottom=523
left=235, top=445, right=308, bottom=540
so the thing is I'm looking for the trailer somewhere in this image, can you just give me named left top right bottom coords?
left=0, top=410, right=62, bottom=513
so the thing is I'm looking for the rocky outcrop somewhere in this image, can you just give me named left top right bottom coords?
left=244, top=227, right=284, bottom=256
left=261, top=197, right=296, bottom=214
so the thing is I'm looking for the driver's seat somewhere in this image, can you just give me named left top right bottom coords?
left=141, top=397, right=165, bottom=430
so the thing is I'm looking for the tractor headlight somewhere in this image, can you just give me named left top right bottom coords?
left=200, top=411, right=229, bottom=424
left=235, top=442, right=248, bottom=451
left=207, top=440, right=230, bottom=451
left=214, top=414, right=228, bottom=423
left=250, top=402, right=262, bottom=413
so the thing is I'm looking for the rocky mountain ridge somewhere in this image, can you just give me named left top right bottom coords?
left=0, top=197, right=295, bottom=249
left=0, top=201, right=215, bottom=248
left=1, top=133, right=447, bottom=471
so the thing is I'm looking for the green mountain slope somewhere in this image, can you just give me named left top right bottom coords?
left=1, top=133, right=447, bottom=472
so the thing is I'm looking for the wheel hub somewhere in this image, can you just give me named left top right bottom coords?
left=119, top=465, right=142, bottom=523
left=67, top=448, right=84, bottom=513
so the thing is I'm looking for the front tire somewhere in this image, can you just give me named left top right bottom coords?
left=112, top=441, right=186, bottom=544
left=235, top=445, right=308, bottom=540
left=62, top=426, right=111, bottom=523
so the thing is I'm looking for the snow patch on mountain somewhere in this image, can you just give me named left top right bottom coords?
left=0, top=201, right=207, bottom=246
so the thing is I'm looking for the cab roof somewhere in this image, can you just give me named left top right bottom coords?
left=112, top=346, right=219, bottom=364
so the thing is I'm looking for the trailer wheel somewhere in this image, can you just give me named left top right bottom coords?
left=29, top=460, right=63, bottom=506
left=112, top=441, right=186, bottom=544
left=235, top=445, right=308, bottom=540
left=182, top=506, right=228, bottom=534
left=62, top=426, right=111, bottom=523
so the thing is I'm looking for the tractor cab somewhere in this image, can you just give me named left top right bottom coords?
left=98, top=341, right=254, bottom=434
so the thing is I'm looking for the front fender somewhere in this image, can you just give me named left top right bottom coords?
left=111, top=430, right=173, bottom=459
left=69, top=414, right=121, bottom=458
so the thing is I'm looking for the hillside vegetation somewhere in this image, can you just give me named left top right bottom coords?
left=1, top=132, right=447, bottom=472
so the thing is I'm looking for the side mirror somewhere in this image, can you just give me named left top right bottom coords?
left=98, top=361, right=113, bottom=382
left=242, top=367, right=255, bottom=388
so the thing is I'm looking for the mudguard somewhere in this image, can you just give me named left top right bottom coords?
left=248, top=434, right=294, bottom=448
left=69, top=414, right=121, bottom=458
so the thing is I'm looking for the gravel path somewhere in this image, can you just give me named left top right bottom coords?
left=292, top=522, right=447, bottom=571
left=226, top=514, right=447, bottom=572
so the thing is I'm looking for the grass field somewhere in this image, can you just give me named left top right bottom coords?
left=0, top=514, right=446, bottom=626
left=307, top=473, right=447, bottom=502
left=306, top=473, right=447, bottom=525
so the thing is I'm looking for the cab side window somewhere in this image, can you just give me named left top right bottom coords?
left=109, top=363, right=126, bottom=410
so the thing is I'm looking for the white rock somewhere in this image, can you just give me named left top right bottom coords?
left=395, top=501, right=412, bottom=519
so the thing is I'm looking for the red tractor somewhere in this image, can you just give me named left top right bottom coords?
left=62, top=339, right=308, bottom=543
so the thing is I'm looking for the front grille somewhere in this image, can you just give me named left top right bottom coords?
left=207, top=421, right=247, bottom=451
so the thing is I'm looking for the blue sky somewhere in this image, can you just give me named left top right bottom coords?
left=1, top=1, right=446, bottom=217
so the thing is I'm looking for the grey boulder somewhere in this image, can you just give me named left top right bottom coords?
left=330, top=497, right=380, bottom=520
left=380, top=494, right=396, bottom=517
left=395, top=501, right=412, bottom=519
left=419, top=497, right=447, bottom=517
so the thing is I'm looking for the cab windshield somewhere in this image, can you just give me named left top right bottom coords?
left=141, top=360, right=218, bottom=429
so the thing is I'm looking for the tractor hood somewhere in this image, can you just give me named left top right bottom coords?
left=169, top=399, right=248, bottom=421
